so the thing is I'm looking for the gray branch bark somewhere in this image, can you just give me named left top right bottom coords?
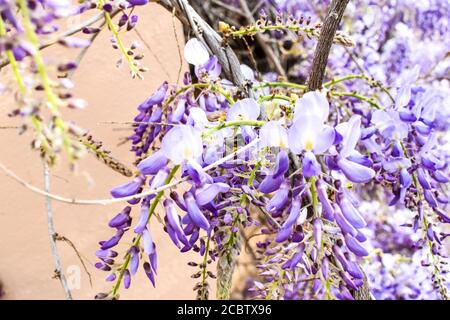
left=157, top=0, right=247, bottom=91
left=308, top=0, right=350, bottom=91
left=43, top=161, right=73, bottom=300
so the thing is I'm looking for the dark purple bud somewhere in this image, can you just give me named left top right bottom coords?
left=195, top=183, right=230, bottom=206
left=95, top=262, right=111, bottom=271
left=302, top=151, right=321, bottom=177
left=266, top=182, right=290, bottom=213
left=427, top=224, right=435, bottom=241
left=338, top=197, right=366, bottom=229
left=417, top=168, right=432, bottom=189
left=96, top=249, right=118, bottom=259
left=184, top=192, right=211, bottom=231
left=275, top=226, right=292, bottom=243
left=291, top=229, right=305, bottom=243
left=137, top=150, right=168, bottom=175
left=142, top=228, right=156, bottom=255
left=316, top=180, right=334, bottom=221
left=118, top=14, right=129, bottom=27
left=108, top=210, right=130, bottom=229
left=123, top=269, right=131, bottom=289
left=127, top=15, right=138, bottom=31
left=138, top=82, right=168, bottom=112
left=282, top=198, right=301, bottom=229
left=134, top=201, right=150, bottom=234
left=334, top=204, right=358, bottom=236
left=424, top=190, right=438, bottom=208
left=105, top=273, right=116, bottom=282
left=129, top=246, right=139, bottom=275
left=170, top=191, right=187, bottom=211
left=272, top=150, right=289, bottom=178
left=332, top=244, right=349, bottom=269
left=101, top=230, right=124, bottom=250
left=127, top=0, right=149, bottom=5
left=400, top=168, right=412, bottom=188
left=110, top=176, right=144, bottom=198
left=143, top=262, right=156, bottom=287
left=345, top=260, right=364, bottom=279
left=344, top=234, right=368, bottom=257
left=82, top=27, right=101, bottom=34
left=340, top=272, right=358, bottom=290
left=57, top=61, right=77, bottom=72
left=435, top=208, right=450, bottom=223
left=102, top=3, right=113, bottom=12
left=164, top=199, right=189, bottom=245
left=258, top=174, right=284, bottom=194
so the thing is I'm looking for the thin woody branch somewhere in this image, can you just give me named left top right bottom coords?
left=308, top=0, right=350, bottom=91
left=157, top=0, right=247, bottom=91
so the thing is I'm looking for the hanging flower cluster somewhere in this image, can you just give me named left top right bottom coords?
left=1, top=0, right=448, bottom=301
left=95, top=28, right=449, bottom=299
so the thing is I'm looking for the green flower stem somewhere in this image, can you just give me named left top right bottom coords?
left=111, top=165, right=180, bottom=297
left=325, top=74, right=395, bottom=103
left=18, top=0, right=75, bottom=160
left=323, top=74, right=366, bottom=87
left=247, top=161, right=261, bottom=187
left=19, top=0, right=59, bottom=114
left=0, top=17, right=26, bottom=93
left=331, top=91, right=382, bottom=110
left=98, top=0, right=140, bottom=77
left=253, top=81, right=307, bottom=91
left=257, top=94, right=294, bottom=104
left=205, top=119, right=265, bottom=133
left=230, top=24, right=314, bottom=38
left=309, top=176, right=318, bottom=217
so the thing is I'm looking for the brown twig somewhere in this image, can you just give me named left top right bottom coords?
left=308, top=0, right=350, bottom=91
left=55, top=233, right=93, bottom=287
left=133, top=28, right=172, bottom=81
left=171, top=7, right=184, bottom=84
left=237, top=0, right=287, bottom=78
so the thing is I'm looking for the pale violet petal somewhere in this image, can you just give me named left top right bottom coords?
left=337, top=157, right=375, bottom=183
left=184, top=38, right=209, bottom=66
left=293, top=91, right=329, bottom=123
left=288, top=115, right=324, bottom=153
left=226, top=98, right=260, bottom=121
left=161, top=125, right=203, bottom=164
left=259, top=121, right=288, bottom=149
left=313, top=125, right=335, bottom=154
left=340, top=115, right=361, bottom=158
left=240, top=64, right=255, bottom=81
left=188, top=107, right=209, bottom=129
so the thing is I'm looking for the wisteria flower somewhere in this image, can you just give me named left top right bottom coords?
left=160, top=125, right=203, bottom=165
left=288, top=91, right=335, bottom=177
left=184, top=38, right=221, bottom=80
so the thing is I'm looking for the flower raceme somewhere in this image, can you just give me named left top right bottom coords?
left=0, top=0, right=447, bottom=301
left=96, top=60, right=385, bottom=298
left=94, top=31, right=448, bottom=300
